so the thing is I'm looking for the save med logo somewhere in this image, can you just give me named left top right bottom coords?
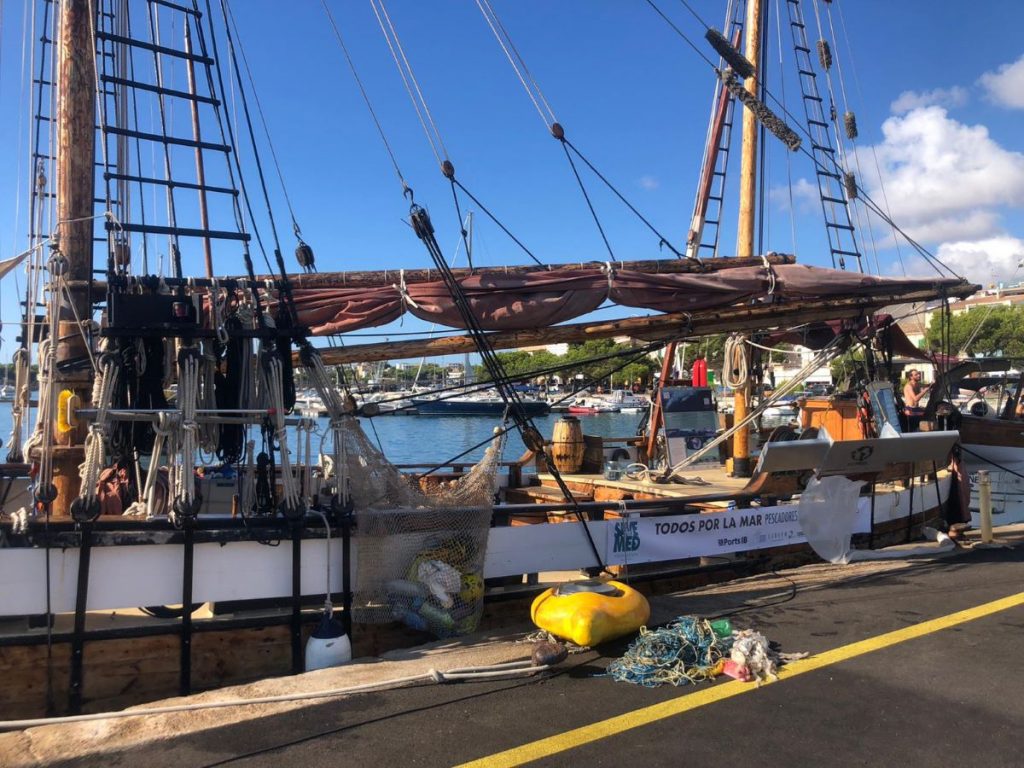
left=612, top=520, right=640, bottom=554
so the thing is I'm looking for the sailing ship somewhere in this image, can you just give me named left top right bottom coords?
left=0, top=0, right=977, bottom=719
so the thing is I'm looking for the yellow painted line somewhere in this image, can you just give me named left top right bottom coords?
left=457, top=591, right=1024, bottom=768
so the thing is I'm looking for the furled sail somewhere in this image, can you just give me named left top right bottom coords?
left=279, top=263, right=973, bottom=336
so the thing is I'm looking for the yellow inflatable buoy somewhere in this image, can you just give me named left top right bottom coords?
left=531, top=579, right=650, bottom=647
left=56, top=389, right=80, bottom=434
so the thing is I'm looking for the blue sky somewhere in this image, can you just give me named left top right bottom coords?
left=0, top=0, right=1022, bottom=364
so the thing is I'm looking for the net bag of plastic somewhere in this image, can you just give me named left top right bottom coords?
left=340, top=417, right=502, bottom=637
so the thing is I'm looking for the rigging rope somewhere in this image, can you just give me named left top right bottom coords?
left=809, top=0, right=862, bottom=273
left=218, top=0, right=306, bottom=330
left=223, top=0, right=306, bottom=246
left=646, top=0, right=961, bottom=280
left=145, top=1, right=184, bottom=263
left=665, top=334, right=850, bottom=474
left=320, top=0, right=410, bottom=195
left=474, top=0, right=557, bottom=130
left=369, top=0, right=450, bottom=169
left=477, top=0, right=684, bottom=259
left=200, top=0, right=275, bottom=281
left=408, top=204, right=606, bottom=572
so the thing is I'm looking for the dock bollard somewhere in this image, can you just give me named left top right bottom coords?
left=978, top=469, right=994, bottom=544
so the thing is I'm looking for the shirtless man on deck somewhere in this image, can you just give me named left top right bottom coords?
left=903, top=369, right=930, bottom=425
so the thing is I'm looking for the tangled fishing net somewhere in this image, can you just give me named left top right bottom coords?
left=607, top=617, right=805, bottom=687
left=606, top=617, right=732, bottom=687
left=337, top=416, right=504, bottom=638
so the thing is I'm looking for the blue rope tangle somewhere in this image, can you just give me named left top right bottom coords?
left=606, top=616, right=732, bottom=687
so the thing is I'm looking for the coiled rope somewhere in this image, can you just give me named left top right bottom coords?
left=6, top=348, right=30, bottom=462
left=722, top=334, right=749, bottom=390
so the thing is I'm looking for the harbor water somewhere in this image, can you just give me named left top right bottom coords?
left=0, top=407, right=644, bottom=467
left=0, top=408, right=797, bottom=470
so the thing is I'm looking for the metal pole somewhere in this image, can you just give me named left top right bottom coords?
left=978, top=469, right=993, bottom=543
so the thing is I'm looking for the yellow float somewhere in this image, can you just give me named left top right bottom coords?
left=56, top=389, right=80, bottom=434
left=531, top=579, right=650, bottom=647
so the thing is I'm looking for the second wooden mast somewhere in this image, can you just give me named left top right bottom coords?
left=731, top=0, right=763, bottom=478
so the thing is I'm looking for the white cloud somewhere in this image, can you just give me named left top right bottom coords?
left=896, top=210, right=999, bottom=246
left=637, top=175, right=659, bottom=191
left=979, top=54, right=1024, bottom=109
left=934, top=236, right=1024, bottom=285
left=854, top=106, right=1024, bottom=242
left=897, top=237, right=1024, bottom=286
left=770, top=177, right=817, bottom=213
left=890, top=86, right=967, bottom=114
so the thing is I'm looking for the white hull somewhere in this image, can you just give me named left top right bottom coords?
left=963, top=443, right=1024, bottom=526
left=0, top=476, right=948, bottom=617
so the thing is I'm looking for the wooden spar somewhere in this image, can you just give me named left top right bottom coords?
left=732, top=0, right=764, bottom=478
left=52, top=0, right=96, bottom=517
left=646, top=340, right=676, bottom=461
left=252, top=253, right=797, bottom=289
left=68, top=253, right=799, bottom=293
left=306, top=283, right=977, bottom=366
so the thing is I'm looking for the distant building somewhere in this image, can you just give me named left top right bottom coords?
left=896, top=282, right=1024, bottom=351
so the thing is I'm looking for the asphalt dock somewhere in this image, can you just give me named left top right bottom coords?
left=3, top=528, right=1023, bottom=767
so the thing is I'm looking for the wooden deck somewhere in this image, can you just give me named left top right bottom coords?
left=535, top=465, right=752, bottom=504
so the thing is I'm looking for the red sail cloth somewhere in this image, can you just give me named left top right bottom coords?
left=282, top=264, right=964, bottom=336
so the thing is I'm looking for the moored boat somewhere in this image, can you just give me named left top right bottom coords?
left=413, top=392, right=550, bottom=417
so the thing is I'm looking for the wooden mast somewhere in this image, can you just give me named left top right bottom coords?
left=52, top=0, right=97, bottom=516
left=731, top=0, right=763, bottom=478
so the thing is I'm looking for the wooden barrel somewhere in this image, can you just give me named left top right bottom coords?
left=550, top=417, right=585, bottom=473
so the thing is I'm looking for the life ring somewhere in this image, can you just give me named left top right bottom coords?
left=968, top=400, right=990, bottom=418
